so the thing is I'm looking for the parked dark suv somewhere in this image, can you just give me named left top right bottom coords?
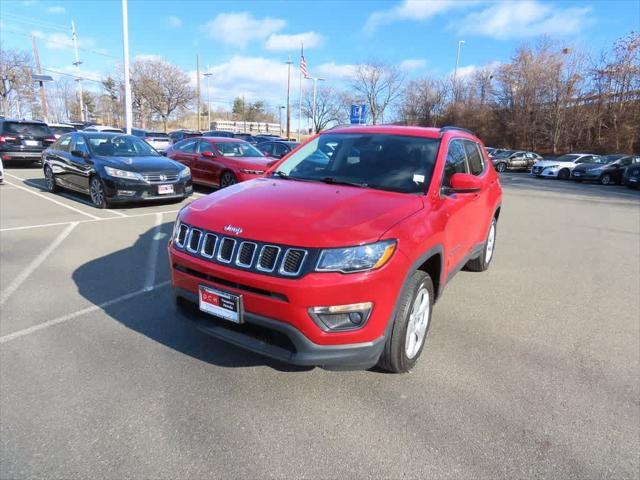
left=0, top=119, right=56, bottom=163
left=169, top=125, right=502, bottom=373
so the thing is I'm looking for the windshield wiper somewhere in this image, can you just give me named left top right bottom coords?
left=320, top=177, right=369, bottom=188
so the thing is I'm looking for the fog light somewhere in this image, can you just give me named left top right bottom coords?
left=308, top=302, right=373, bottom=331
left=117, top=190, right=136, bottom=196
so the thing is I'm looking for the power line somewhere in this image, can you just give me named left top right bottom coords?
left=41, top=67, right=104, bottom=85
left=1, top=27, right=118, bottom=59
left=1, top=12, right=69, bottom=33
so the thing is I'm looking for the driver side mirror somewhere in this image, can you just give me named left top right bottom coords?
left=449, top=173, right=482, bottom=193
left=201, top=150, right=215, bottom=158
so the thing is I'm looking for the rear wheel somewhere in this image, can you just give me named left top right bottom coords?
left=220, top=171, right=237, bottom=188
left=495, top=162, right=506, bottom=173
left=600, top=173, right=612, bottom=185
left=44, top=165, right=59, bottom=193
left=377, top=271, right=434, bottom=373
left=465, top=217, right=497, bottom=272
left=89, top=176, right=109, bottom=209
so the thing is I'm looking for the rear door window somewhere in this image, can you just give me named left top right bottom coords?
left=463, top=140, right=485, bottom=175
left=56, top=135, right=72, bottom=152
left=71, top=135, right=90, bottom=155
left=178, top=140, right=197, bottom=153
left=197, top=141, right=215, bottom=154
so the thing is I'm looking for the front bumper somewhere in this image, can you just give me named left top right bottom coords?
left=175, top=287, right=385, bottom=369
left=102, top=177, right=193, bottom=203
left=169, top=243, right=407, bottom=368
left=532, top=168, right=559, bottom=177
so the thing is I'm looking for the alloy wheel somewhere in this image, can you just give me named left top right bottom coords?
left=45, top=167, right=55, bottom=191
left=405, top=287, right=430, bottom=359
left=220, top=172, right=236, bottom=188
left=485, top=221, right=496, bottom=263
left=601, top=174, right=611, bottom=185
left=90, top=178, right=105, bottom=207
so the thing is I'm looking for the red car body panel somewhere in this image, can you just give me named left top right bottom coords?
left=166, top=137, right=273, bottom=187
left=168, top=126, right=502, bottom=365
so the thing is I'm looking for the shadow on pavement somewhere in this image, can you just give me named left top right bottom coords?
left=72, top=222, right=311, bottom=372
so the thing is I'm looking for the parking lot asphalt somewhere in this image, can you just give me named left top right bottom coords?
left=1, top=166, right=639, bottom=479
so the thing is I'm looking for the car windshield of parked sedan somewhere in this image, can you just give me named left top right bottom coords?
left=494, top=150, right=513, bottom=158
left=598, top=154, right=624, bottom=164
left=214, top=142, right=264, bottom=157
left=274, top=133, right=440, bottom=194
left=85, top=134, right=161, bottom=157
left=554, top=154, right=584, bottom=162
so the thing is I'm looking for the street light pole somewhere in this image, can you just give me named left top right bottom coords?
left=453, top=40, right=465, bottom=83
left=308, top=77, right=325, bottom=134
left=285, top=57, right=292, bottom=139
left=121, top=0, right=132, bottom=134
left=203, top=70, right=212, bottom=130
left=71, top=20, right=84, bottom=123
left=279, top=105, right=285, bottom=137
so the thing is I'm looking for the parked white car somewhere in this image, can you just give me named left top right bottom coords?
left=531, top=154, right=601, bottom=180
left=47, top=123, right=75, bottom=139
left=83, top=125, right=124, bottom=133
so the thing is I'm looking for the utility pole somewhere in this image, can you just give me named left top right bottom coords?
left=121, top=0, right=132, bottom=134
left=285, top=56, right=292, bottom=139
left=279, top=105, right=285, bottom=136
left=31, top=35, right=48, bottom=122
left=203, top=69, right=212, bottom=130
left=196, top=54, right=201, bottom=131
left=71, top=20, right=84, bottom=123
left=242, top=94, right=246, bottom=132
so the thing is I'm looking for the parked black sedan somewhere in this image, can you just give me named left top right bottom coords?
left=571, top=154, right=640, bottom=185
left=43, top=132, right=192, bottom=208
left=622, top=161, right=640, bottom=189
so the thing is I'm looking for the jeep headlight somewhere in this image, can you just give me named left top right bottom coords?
left=315, top=240, right=397, bottom=273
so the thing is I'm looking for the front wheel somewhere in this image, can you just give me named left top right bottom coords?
left=89, top=176, right=109, bottom=209
left=377, top=271, right=434, bottom=373
left=219, top=171, right=237, bottom=188
left=44, top=166, right=59, bottom=193
left=495, top=162, right=506, bottom=173
left=600, top=174, right=612, bottom=185
left=558, top=169, right=570, bottom=180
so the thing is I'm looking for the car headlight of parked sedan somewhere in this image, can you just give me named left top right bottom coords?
left=315, top=240, right=397, bottom=273
left=178, top=166, right=191, bottom=178
left=240, top=168, right=265, bottom=175
left=543, top=164, right=559, bottom=171
left=104, top=166, right=145, bottom=181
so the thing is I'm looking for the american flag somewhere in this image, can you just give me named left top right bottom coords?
left=300, top=47, right=310, bottom=79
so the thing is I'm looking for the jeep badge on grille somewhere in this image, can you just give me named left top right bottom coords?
left=224, top=225, right=243, bottom=235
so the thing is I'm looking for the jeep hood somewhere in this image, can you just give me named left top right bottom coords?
left=181, top=178, right=424, bottom=248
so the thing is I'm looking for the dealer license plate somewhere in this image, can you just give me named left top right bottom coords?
left=24, top=140, right=39, bottom=146
left=198, top=285, right=243, bottom=323
left=158, top=184, right=174, bottom=195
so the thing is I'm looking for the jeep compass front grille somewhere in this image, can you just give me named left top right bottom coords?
left=174, top=223, right=315, bottom=278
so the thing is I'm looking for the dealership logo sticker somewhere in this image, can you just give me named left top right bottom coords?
left=224, top=224, right=243, bottom=235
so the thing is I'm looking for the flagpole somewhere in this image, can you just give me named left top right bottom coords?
left=297, top=42, right=303, bottom=141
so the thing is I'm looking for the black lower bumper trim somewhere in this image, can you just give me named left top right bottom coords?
left=174, top=287, right=385, bottom=369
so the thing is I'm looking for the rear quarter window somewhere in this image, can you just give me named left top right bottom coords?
left=463, top=140, right=485, bottom=175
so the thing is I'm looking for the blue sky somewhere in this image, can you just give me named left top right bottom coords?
left=1, top=0, right=638, bottom=110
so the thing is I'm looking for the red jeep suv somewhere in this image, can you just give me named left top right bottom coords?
left=169, top=126, right=502, bottom=372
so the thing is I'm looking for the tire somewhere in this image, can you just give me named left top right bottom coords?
left=220, top=171, right=237, bottom=188
left=600, top=174, right=612, bottom=185
left=465, top=217, right=497, bottom=272
left=558, top=169, right=570, bottom=180
left=495, top=162, right=506, bottom=173
left=44, top=165, right=59, bottom=193
left=89, top=176, right=109, bottom=209
left=377, top=271, right=434, bottom=373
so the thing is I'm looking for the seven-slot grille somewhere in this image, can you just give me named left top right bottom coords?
left=143, top=172, right=179, bottom=183
left=174, top=223, right=311, bottom=277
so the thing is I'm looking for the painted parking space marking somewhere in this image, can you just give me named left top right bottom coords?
left=0, top=281, right=171, bottom=345
left=0, top=222, right=79, bottom=306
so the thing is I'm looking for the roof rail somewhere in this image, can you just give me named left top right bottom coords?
left=439, top=126, right=476, bottom=137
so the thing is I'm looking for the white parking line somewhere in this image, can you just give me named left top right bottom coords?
left=0, top=281, right=171, bottom=345
left=143, top=213, right=164, bottom=291
left=0, top=209, right=181, bottom=232
left=4, top=178, right=101, bottom=220
left=0, top=222, right=79, bottom=306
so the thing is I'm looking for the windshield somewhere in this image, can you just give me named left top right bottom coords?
left=214, top=142, right=264, bottom=157
left=274, top=133, right=440, bottom=194
left=494, top=150, right=513, bottom=158
left=85, top=134, right=161, bottom=157
left=599, top=154, right=623, bottom=164
left=4, top=122, right=52, bottom=136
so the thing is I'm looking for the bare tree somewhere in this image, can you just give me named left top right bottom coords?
left=131, top=58, right=195, bottom=132
left=301, top=86, right=347, bottom=133
left=398, top=78, right=448, bottom=127
left=0, top=48, right=36, bottom=118
left=351, top=61, right=404, bottom=124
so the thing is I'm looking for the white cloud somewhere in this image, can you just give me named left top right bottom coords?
left=204, top=12, right=286, bottom=48
left=47, top=5, right=65, bottom=14
left=32, top=31, right=96, bottom=51
left=167, top=15, right=182, bottom=28
left=49, top=65, right=103, bottom=83
left=456, top=1, right=591, bottom=39
left=134, top=54, right=164, bottom=62
left=399, top=59, right=427, bottom=71
left=264, top=32, right=324, bottom=51
left=365, top=0, right=473, bottom=33
left=191, top=56, right=290, bottom=103
left=451, top=61, right=501, bottom=79
left=315, top=62, right=357, bottom=80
